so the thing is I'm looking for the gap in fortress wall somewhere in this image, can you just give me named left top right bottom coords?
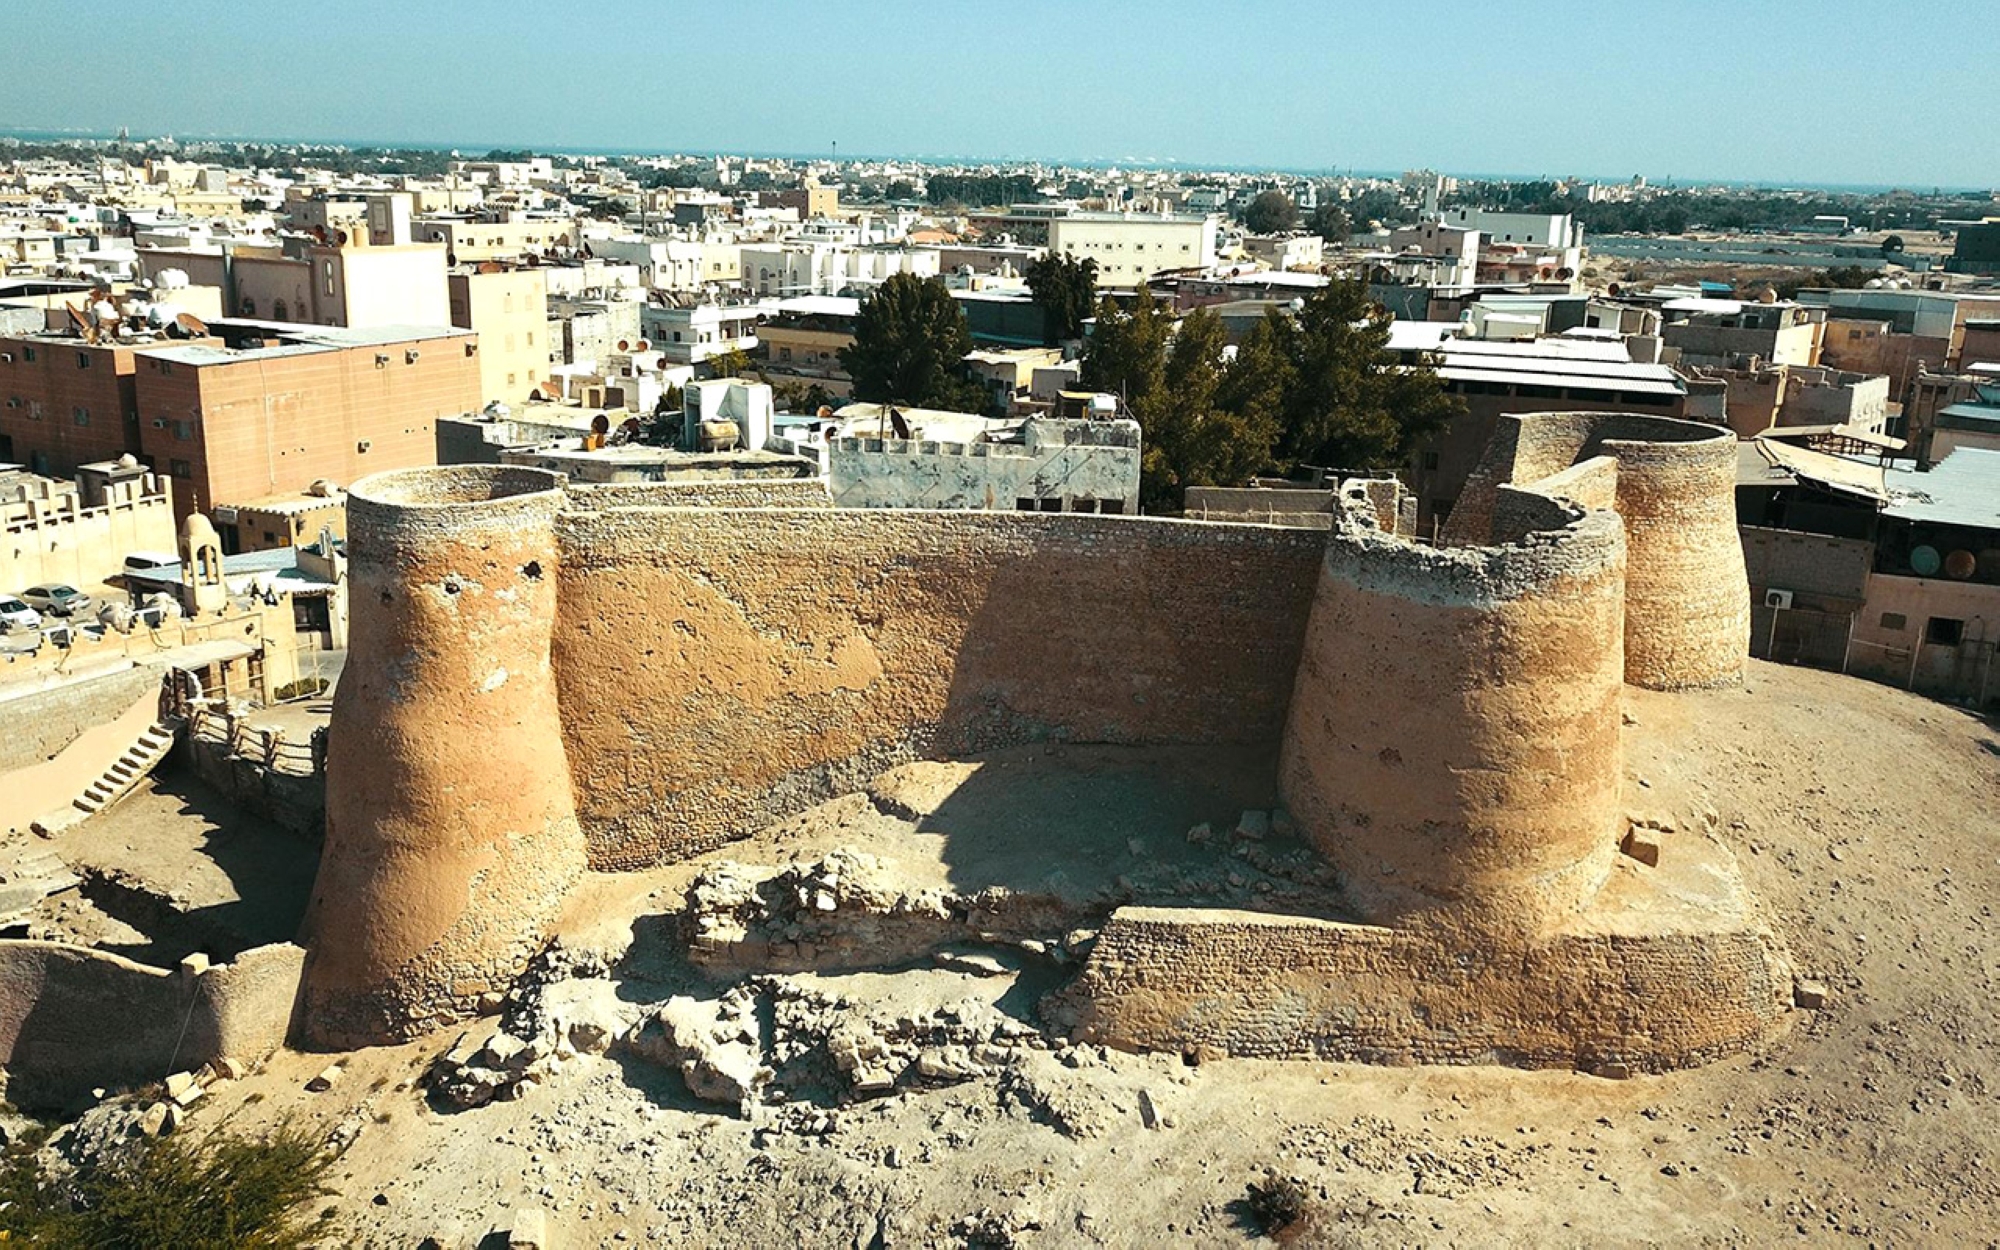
left=306, top=419, right=1788, bottom=1070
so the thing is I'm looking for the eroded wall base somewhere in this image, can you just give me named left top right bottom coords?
left=1049, top=836, right=1794, bottom=1074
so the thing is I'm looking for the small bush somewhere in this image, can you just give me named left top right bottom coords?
left=0, top=1123, right=335, bottom=1248
left=1243, top=1174, right=1309, bottom=1237
left=273, top=677, right=329, bottom=702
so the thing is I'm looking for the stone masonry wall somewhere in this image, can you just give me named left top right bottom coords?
left=0, top=940, right=302, bottom=1112
left=551, top=509, right=1327, bottom=869
left=0, top=664, right=160, bottom=773
left=1053, top=907, right=1792, bottom=1074
left=565, top=478, right=831, bottom=510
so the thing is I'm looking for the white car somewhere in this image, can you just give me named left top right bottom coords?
left=0, top=595, right=41, bottom=634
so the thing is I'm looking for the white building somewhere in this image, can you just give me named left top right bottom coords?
left=1046, top=211, right=1219, bottom=288
left=738, top=241, right=941, bottom=297
left=641, top=302, right=763, bottom=365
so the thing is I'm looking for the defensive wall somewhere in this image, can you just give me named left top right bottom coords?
left=304, top=417, right=1784, bottom=1065
left=552, top=506, right=1326, bottom=868
left=1441, top=412, right=1749, bottom=690
left=0, top=940, right=302, bottom=1112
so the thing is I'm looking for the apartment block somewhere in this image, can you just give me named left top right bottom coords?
left=133, top=322, right=481, bottom=517
left=448, top=265, right=550, bottom=403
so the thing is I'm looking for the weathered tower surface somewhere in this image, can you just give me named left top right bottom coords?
left=1441, top=413, right=1749, bottom=690
left=1281, top=488, right=1627, bottom=939
left=300, top=466, right=584, bottom=1048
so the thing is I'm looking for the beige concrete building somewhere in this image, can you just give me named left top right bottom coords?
left=417, top=216, right=578, bottom=264
left=1047, top=211, right=1219, bottom=288
left=136, top=240, right=448, bottom=329
left=448, top=265, right=550, bottom=403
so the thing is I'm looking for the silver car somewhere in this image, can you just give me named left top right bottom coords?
left=0, top=595, right=41, bottom=633
left=20, top=583, right=94, bottom=618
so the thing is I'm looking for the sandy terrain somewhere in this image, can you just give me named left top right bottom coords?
left=70, top=661, right=2000, bottom=1245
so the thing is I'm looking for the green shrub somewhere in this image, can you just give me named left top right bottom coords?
left=272, top=677, right=329, bottom=702
left=0, top=1123, right=335, bottom=1248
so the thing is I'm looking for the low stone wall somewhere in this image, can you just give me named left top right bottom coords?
left=1052, top=906, right=1793, bottom=1073
left=565, top=478, right=831, bottom=509
left=0, top=663, right=159, bottom=773
left=0, top=940, right=303, bottom=1112
left=552, top=508, right=1327, bottom=868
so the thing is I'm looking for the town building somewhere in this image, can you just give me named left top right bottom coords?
left=1046, top=211, right=1219, bottom=289
left=1402, top=335, right=1690, bottom=535
left=829, top=415, right=1140, bottom=512
left=1661, top=297, right=1825, bottom=368
left=131, top=320, right=481, bottom=518
left=447, top=264, right=550, bottom=403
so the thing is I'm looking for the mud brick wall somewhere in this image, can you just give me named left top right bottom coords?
left=551, top=509, right=1327, bottom=869
left=1053, top=906, right=1793, bottom=1073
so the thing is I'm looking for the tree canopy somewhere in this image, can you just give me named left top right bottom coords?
left=1308, top=202, right=1351, bottom=244
left=1240, top=190, right=1300, bottom=234
left=838, top=273, right=984, bottom=411
left=1081, top=280, right=1461, bottom=510
left=1023, top=252, right=1099, bottom=344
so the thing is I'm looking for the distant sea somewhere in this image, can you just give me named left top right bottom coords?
left=2, top=128, right=1989, bottom=197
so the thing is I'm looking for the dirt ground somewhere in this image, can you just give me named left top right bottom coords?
left=89, top=661, right=2000, bottom=1245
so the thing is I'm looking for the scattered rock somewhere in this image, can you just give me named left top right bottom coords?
left=508, top=1206, right=551, bottom=1250
left=1793, top=980, right=1830, bottom=1010
left=1621, top=829, right=1662, bottom=868
left=306, top=1063, right=343, bottom=1093
left=1234, top=810, right=1271, bottom=841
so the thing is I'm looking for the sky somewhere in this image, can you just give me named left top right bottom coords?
left=2, top=0, right=1994, bottom=189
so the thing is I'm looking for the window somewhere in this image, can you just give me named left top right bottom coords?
left=169, top=458, right=192, bottom=478
left=323, top=260, right=336, bottom=296
left=1422, top=451, right=1440, bottom=471
left=1879, top=612, right=1907, bottom=631
left=173, top=419, right=193, bottom=441
left=77, top=352, right=92, bottom=369
left=1016, top=498, right=1037, bottom=511
left=1099, top=499, right=1126, bottom=516
left=1038, top=497, right=1062, bottom=512
left=21, top=346, right=34, bottom=362
left=72, top=406, right=88, bottom=426
left=241, top=297, right=256, bottom=316
left=507, top=372, right=517, bottom=386
left=1925, top=617, right=1965, bottom=646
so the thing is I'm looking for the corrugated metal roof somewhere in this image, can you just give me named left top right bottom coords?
left=1883, top=448, right=2000, bottom=530
left=1752, top=438, right=1888, bottom=502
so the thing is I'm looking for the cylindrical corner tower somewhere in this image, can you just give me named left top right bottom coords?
left=1280, top=501, right=1627, bottom=939
left=1599, top=423, right=1748, bottom=689
left=300, top=466, right=584, bottom=1048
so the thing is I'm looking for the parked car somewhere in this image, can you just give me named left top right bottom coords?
left=121, top=551, right=179, bottom=578
left=19, top=583, right=94, bottom=618
left=0, top=595, right=41, bottom=634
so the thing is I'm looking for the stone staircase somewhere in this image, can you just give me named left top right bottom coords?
left=31, top=722, right=177, bottom=838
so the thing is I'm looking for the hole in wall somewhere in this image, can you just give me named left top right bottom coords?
left=442, top=579, right=462, bottom=596
left=521, top=560, right=543, bottom=581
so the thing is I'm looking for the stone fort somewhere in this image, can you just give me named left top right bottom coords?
left=300, top=411, right=1794, bottom=1073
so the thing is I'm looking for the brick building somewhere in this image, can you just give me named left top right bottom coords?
left=133, top=322, right=481, bottom=518
left=2, top=320, right=481, bottom=519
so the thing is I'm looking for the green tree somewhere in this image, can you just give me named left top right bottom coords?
left=1024, top=252, right=1099, bottom=344
left=1083, top=294, right=1280, bottom=510
left=1308, top=202, right=1351, bottom=244
left=708, top=346, right=752, bottom=379
left=1274, top=279, right=1461, bottom=472
left=1241, top=189, right=1300, bottom=234
left=838, top=273, right=983, bottom=410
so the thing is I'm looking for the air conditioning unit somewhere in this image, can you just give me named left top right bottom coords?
left=150, top=417, right=166, bottom=428
left=1764, top=589, right=1794, bottom=610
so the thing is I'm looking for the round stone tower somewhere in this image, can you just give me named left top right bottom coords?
left=300, top=465, right=584, bottom=1048
left=1280, top=495, right=1628, bottom=939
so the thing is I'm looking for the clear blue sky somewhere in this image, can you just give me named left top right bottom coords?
left=2, top=0, right=1993, bottom=188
